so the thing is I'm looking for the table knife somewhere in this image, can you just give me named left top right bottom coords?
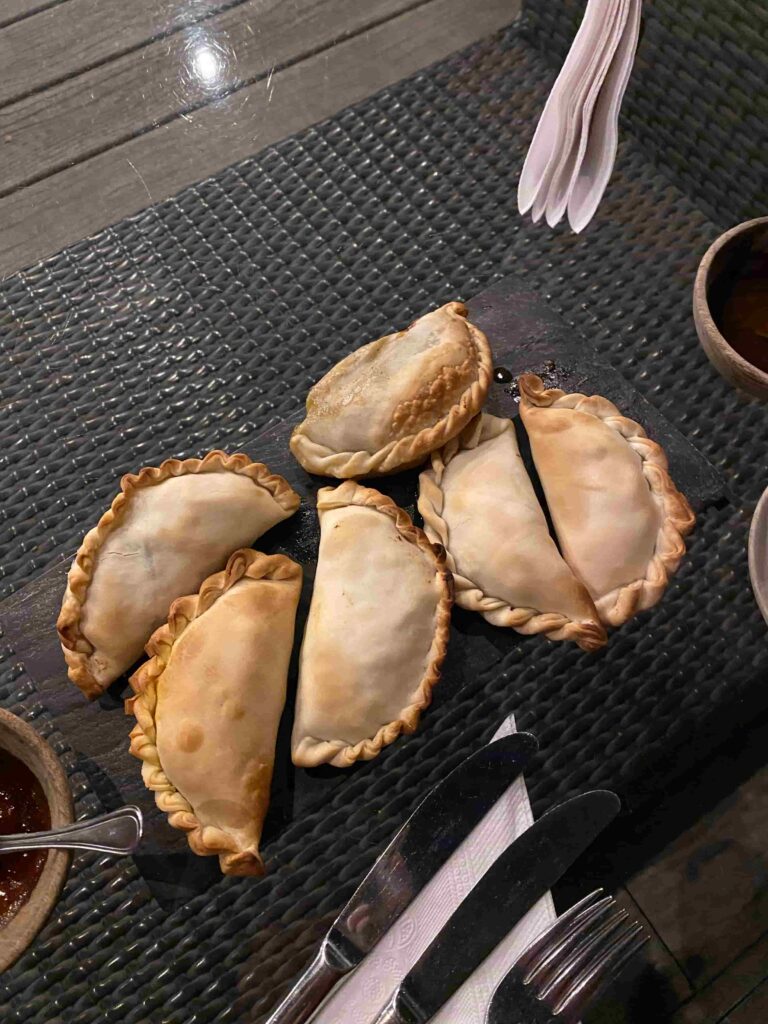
left=265, top=730, right=539, bottom=1024
left=371, top=789, right=621, bottom=1024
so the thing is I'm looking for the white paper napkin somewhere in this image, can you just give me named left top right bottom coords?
left=519, top=0, right=642, bottom=232
left=310, top=717, right=556, bottom=1023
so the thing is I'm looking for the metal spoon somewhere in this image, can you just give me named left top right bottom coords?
left=0, top=805, right=143, bottom=856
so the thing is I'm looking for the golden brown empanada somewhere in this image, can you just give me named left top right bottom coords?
left=518, top=374, right=695, bottom=626
left=58, top=451, right=300, bottom=698
left=419, top=414, right=606, bottom=651
left=292, top=481, right=452, bottom=768
left=127, top=549, right=302, bottom=876
left=289, top=302, right=492, bottom=478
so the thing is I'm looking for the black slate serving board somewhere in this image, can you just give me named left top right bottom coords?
left=0, top=275, right=724, bottom=908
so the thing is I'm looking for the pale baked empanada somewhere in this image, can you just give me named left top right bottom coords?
left=419, top=414, right=607, bottom=651
left=290, top=302, right=492, bottom=478
left=292, top=481, right=452, bottom=768
left=127, top=549, right=301, bottom=876
left=58, top=451, right=300, bottom=699
left=518, top=374, right=695, bottom=627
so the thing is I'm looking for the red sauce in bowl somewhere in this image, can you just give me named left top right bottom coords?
left=0, top=750, right=50, bottom=927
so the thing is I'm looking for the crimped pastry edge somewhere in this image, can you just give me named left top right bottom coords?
left=418, top=413, right=607, bottom=652
left=126, top=548, right=302, bottom=877
left=289, top=302, right=493, bottom=478
left=518, top=373, right=696, bottom=627
left=292, top=480, right=453, bottom=768
left=57, top=450, right=300, bottom=699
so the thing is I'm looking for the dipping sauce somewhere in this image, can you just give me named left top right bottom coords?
left=0, top=750, right=50, bottom=927
left=711, top=249, right=768, bottom=374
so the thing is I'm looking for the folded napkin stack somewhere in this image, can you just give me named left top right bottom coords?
left=518, top=0, right=642, bottom=232
left=311, top=717, right=555, bottom=1023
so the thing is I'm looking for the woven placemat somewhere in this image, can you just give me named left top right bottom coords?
left=0, top=271, right=725, bottom=912
left=0, top=4, right=766, bottom=1021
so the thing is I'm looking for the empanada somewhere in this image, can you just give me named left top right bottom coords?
left=127, top=549, right=302, bottom=876
left=58, top=451, right=300, bottom=698
left=518, top=374, right=695, bottom=626
left=292, top=481, right=452, bottom=768
left=419, top=414, right=607, bottom=651
left=290, top=302, right=492, bottom=478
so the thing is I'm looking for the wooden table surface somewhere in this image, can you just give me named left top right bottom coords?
left=0, top=0, right=515, bottom=279
left=2, top=2, right=768, bottom=1022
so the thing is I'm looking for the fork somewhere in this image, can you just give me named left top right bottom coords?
left=486, top=889, right=649, bottom=1023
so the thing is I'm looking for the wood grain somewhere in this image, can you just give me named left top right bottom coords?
left=628, top=761, right=768, bottom=989
left=723, top=980, right=768, bottom=1024
left=0, top=0, right=517, bottom=278
left=0, top=0, right=246, bottom=106
left=672, top=931, right=768, bottom=1023
left=693, top=216, right=768, bottom=401
left=0, top=0, right=430, bottom=196
left=0, top=0, right=69, bottom=30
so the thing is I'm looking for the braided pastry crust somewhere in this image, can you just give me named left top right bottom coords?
left=292, top=481, right=453, bottom=768
left=419, top=414, right=606, bottom=652
left=519, top=374, right=695, bottom=627
left=290, top=302, right=492, bottom=478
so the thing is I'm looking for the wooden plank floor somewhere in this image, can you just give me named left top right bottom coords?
left=1, top=2, right=767, bottom=1022
left=582, top=747, right=768, bottom=1024
left=0, top=0, right=516, bottom=278
left=1, top=0, right=430, bottom=192
left=0, top=0, right=65, bottom=27
left=0, top=0, right=242, bottom=105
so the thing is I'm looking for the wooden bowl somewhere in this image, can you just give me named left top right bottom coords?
left=0, top=708, right=73, bottom=972
left=750, top=485, right=768, bottom=628
left=693, top=216, right=768, bottom=400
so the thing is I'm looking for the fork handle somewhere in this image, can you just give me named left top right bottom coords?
left=0, top=805, right=142, bottom=855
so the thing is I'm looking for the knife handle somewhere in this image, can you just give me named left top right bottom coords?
left=265, top=948, right=347, bottom=1024
left=370, top=1001, right=408, bottom=1024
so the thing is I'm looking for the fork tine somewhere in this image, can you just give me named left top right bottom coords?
left=523, top=896, right=616, bottom=986
left=537, top=908, right=630, bottom=1002
left=553, top=922, right=649, bottom=1021
left=515, top=890, right=606, bottom=974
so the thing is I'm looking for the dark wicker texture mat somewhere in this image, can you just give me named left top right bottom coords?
left=0, top=273, right=725, bottom=910
left=0, top=4, right=766, bottom=1021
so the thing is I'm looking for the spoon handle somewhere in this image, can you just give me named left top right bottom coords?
left=0, top=805, right=143, bottom=855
